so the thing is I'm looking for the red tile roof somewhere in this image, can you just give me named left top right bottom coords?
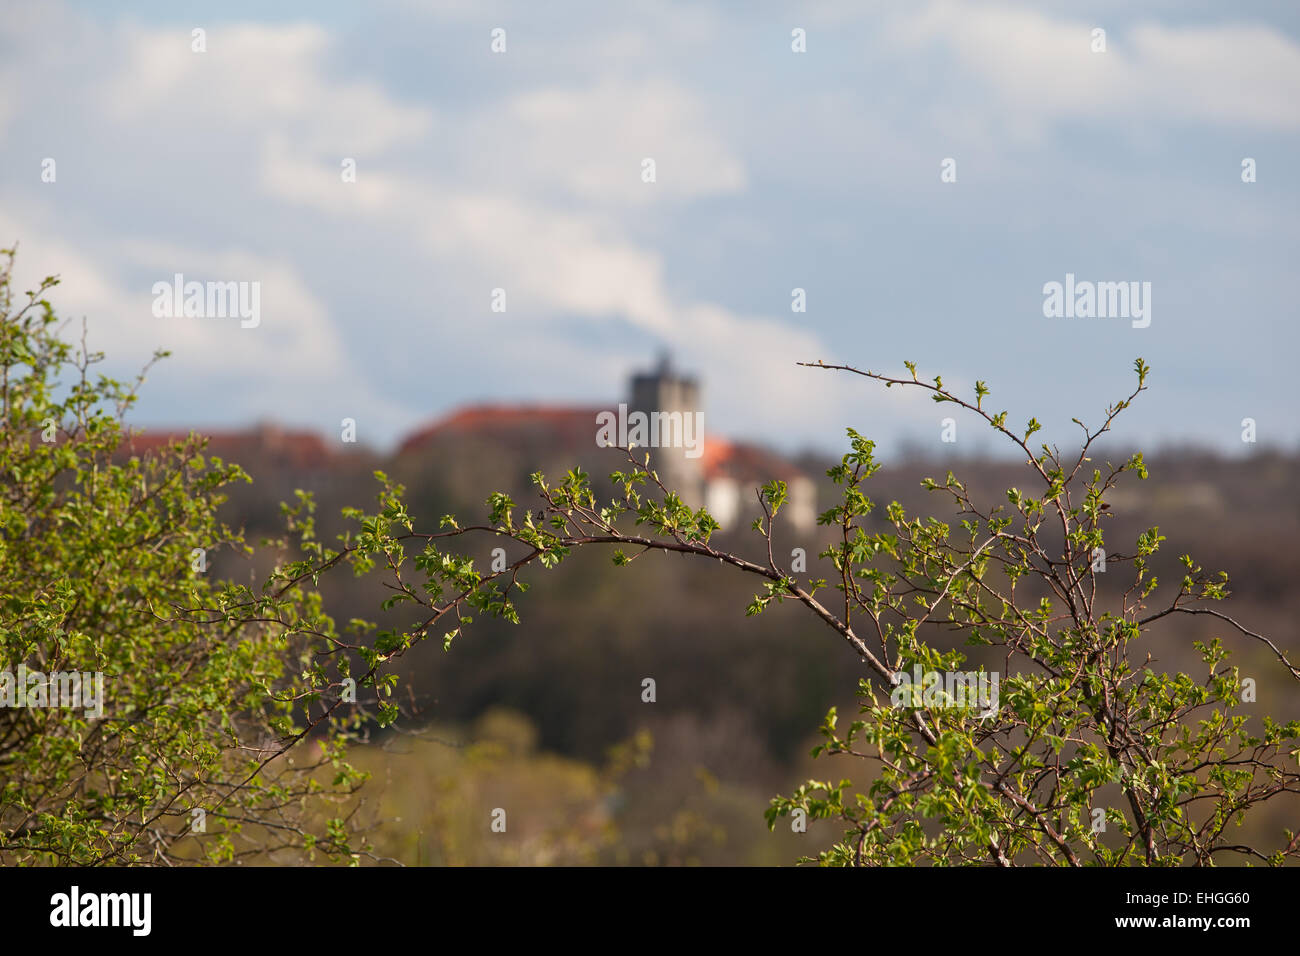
left=121, top=423, right=335, bottom=469
left=397, top=404, right=605, bottom=455
left=701, top=438, right=805, bottom=481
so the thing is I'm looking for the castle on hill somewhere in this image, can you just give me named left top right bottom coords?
left=123, top=356, right=819, bottom=534
left=399, top=355, right=818, bottom=533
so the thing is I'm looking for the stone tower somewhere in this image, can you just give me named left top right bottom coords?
left=628, top=353, right=704, bottom=506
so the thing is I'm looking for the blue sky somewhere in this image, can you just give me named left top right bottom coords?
left=2, top=0, right=1297, bottom=459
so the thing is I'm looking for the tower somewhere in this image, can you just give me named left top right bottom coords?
left=627, top=353, right=704, bottom=506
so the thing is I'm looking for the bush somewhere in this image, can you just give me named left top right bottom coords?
left=0, top=249, right=368, bottom=864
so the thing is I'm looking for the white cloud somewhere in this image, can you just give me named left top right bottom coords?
left=255, top=162, right=848, bottom=435
left=480, top=79, right=748, bottom=205
left=0, top=206, right=407, bottom=427
left=892, top=2, right=1300, bottom=131
left=102, top=22, right=433, bottom=154
left=1129, top=22, right=1300, bottom=128
left=260, top=134, right=401, bottom=211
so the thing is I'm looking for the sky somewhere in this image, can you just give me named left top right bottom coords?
left=1, top=0, right=1297, bottom=460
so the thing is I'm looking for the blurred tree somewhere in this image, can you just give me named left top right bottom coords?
left=0, top=249, right=369, bottom=864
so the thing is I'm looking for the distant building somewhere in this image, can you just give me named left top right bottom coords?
left=400, top=356, right=818, bottom=533
left=701, top=438, right=818, bottom=533
left=628, top=354, right=704, bottom=507
left=123, top=360, right=820, bottom=534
